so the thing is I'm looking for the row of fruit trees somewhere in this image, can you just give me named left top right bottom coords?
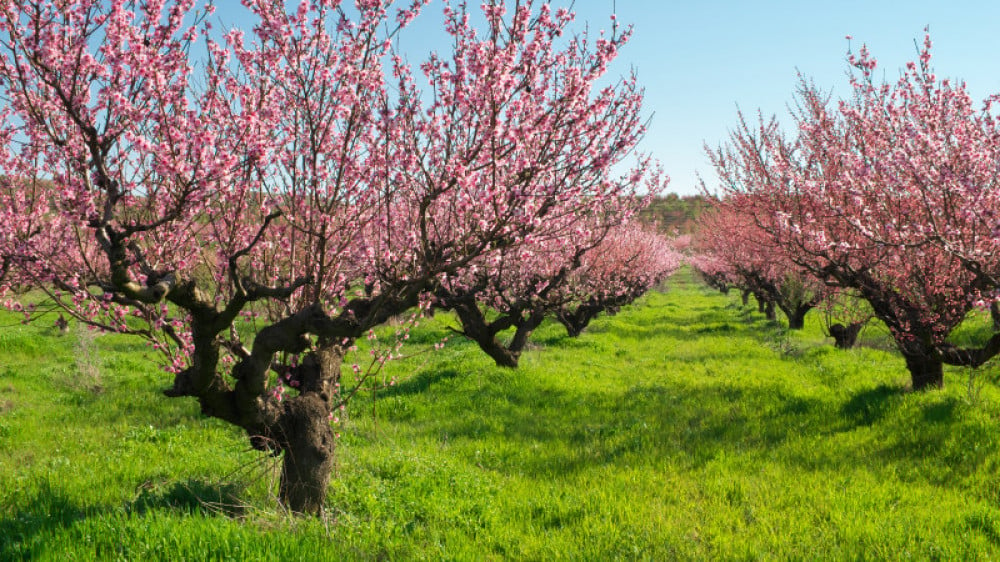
left=691, top=32, right=1000, bottom=392
left=0, top=0, right=681, bottom=514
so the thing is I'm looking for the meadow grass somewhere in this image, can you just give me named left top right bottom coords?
left=2, top=268, right=999, bottom=560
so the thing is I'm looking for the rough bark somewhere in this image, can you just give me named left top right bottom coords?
left=277, top=394, right=336, bottom=515
left=165, top=287, right=425, bottom=515
left=273, top=339, right=342, bottom=514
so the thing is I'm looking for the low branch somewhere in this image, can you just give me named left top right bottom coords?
left=938, top=333, right=1000, bottom=368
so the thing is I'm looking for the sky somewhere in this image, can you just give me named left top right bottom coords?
left=217, top=1, right=1000, bottom=196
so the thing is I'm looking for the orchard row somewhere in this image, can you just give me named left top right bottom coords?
left=0, top=1, right=679, bottom=513
left=693, top=32, right=1000, bottom=391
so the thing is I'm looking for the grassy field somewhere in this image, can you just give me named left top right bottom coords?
left=2, top=269, right=1000, bottom=560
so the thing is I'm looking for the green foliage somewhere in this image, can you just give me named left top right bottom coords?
left=2, top=269, right=999, bottom=559
left=639, top=193, right=709, bottom=233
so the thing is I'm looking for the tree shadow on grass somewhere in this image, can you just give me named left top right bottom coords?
left=965, top=512, right=1000, bottom=547
left=1, top=477, right=247, bottom=561
left=417, top=376, right=840, bottom=477
left=0, top=480, right=87, bottom=561
left=378, top=367, right=461, bottom=399
left=126, top=478, right=246, bottom=518
left=840, top=383, right=905, bottom=427
left=400, top=368, right=993, bottom=490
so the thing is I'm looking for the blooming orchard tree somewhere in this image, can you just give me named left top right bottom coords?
left=0, top=0, right=656, bottom=513
left=435, top=210, right=676, bottom=367
left=435, top=238, right=580, bottom=368
left=709, top=34, right=1000, bottom=390
left=396, top=0, right=656, bottom=368
left=555, top=220, right=682, bottom=337
left=695, top=204, right=826, bottom=329
left=688, top=251, right=735, bottom=295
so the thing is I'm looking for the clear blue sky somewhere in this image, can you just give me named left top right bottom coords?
left=216, top=1, right=1000, bottom=195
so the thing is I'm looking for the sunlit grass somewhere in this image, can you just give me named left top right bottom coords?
left=2, top=268, right=999, bottom=560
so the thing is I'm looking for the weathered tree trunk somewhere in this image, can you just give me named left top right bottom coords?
left=740, top=289, right=750, bottom=307
left=829, top=322, right=863, bottom=349
left=557, top=312, right=588, bottom=337
left=273, top=340, right=342, bottom=514
left=480, top=337, right=521, bottom=368
left=449, top=300, right=545, bottom=368
left=507, top=311, right=545, bottom=357
left=902, top=350, right=944, bottom=391
left=278, top=394, right=336, bottom=514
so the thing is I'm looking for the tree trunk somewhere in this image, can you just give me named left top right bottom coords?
left=449, top=299, right=545, bottom=369
left=557, top=313, right=587, bottom=337
left=274, top=340, right=342, bottom=514
left=786, top=309, right=806, bottom=330
left=902, top=349, right=944, bottom=391
left=557, top=302, right=602, bottom=337
left=450, top=300, right=522, bottom=368
left=784, top=304, right=812, bottom=330
left=507, top=311, right=545, bottom=356
left=278, top=394, right=336, bottom=514
left=763, top=300, right=776, bottom=321
left=829, top=322, right=863, bottom=349
left=741, top=289, right=750, bottom=307
left=480, top=339, right=520, bottom=368
left=991, top=300, right=1000, bottom=331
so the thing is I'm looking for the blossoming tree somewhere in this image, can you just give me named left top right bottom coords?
left=554, top=220, right=682, bottom=337
left=0, top=0, right=656, bottom=513
left=695, top=204, right=826, bottom=329
left=709, top=34, right=1000, bottom=390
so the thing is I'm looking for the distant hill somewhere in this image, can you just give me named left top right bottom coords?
left=640, top=193, right=709, bottom=234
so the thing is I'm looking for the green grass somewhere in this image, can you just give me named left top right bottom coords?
left=2, top=268, right=1000, bottom=560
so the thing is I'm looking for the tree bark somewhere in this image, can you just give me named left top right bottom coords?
left=277, top=394, right=336, bottom=515
left=450, top=300, right=525, bottom=368
left=902, top=349, right=944, bottom=391
left=556, top=301, right=603, bottom=337
left=274, top=340, right=342, bottom=515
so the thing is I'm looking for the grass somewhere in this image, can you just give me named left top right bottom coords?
left=2, top=268, right=1000, bottom=560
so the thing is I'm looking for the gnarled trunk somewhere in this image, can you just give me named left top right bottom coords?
left=273, top=340, right=342, bottom=514
left=557, top=301, right=604, bottom=338
left=449, top=300, right=544, bottom=368
left=278, top=394, right=335, bottom=514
